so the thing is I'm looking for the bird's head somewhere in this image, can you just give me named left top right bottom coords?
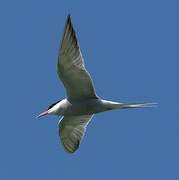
left=37, top=100, right=61, bottom=118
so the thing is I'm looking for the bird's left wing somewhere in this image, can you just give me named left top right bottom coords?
left=58, top=114, right=94, bottom=153
left=57, top=15, right=98, bottom=101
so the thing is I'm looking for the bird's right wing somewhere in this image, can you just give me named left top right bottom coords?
left=57, top=15, right=97, bottom=100
left=58, top=114, right=94, bottom=153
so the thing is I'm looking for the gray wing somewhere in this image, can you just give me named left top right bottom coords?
left=57, top=15, right=98, bottom=100
left=58, top=114, right=94, bottom=153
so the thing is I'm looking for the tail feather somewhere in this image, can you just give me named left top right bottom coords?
left=120, top=102, right=158, bottom=109
left=102, top=100, right=157, bottom=111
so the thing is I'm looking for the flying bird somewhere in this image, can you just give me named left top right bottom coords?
left=38, top=15, right=155, bottom=153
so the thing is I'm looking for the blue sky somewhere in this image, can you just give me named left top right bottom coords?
left=0, top=0, right=179, bottom=179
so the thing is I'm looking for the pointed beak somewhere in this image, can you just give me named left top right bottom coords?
left=37, top=110, right=49, bottom=118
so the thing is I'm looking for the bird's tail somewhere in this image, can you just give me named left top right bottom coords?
left=102, top=100, right=157, bottom=111
left=117, top=102, right=158, bottom=109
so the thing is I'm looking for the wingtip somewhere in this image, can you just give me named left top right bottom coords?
left=67, top=14, right=72, bottom=22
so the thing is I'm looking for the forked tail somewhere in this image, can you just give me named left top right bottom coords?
left=118, top=102, right=158, bottom=109
left=101, top=100, right=157, bottom=111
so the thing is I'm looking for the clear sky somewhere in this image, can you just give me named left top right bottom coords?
left=0, top=0, right=178, bottom=179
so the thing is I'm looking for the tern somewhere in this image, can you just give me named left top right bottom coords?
left=38, top=15, right=156, bottom=153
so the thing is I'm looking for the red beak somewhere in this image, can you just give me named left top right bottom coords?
left=37, top=110, right=48, bottom=118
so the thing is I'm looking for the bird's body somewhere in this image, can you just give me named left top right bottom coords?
left=49, top=98, right=121, bottom=116
left=49, top=98, right=106, bottom=116
left=38, top=15, right=156, bottom=153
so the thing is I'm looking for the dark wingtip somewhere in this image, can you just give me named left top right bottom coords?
left=67, top=14, right=72, bottom=22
